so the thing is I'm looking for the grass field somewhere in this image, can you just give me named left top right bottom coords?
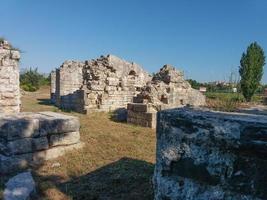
left=1, top=86, right=156, bottom=200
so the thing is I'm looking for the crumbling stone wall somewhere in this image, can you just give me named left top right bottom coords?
left=127, top=65, right=206, bottom=128
left=50, top=70, right=56, bottom=104
left=52, top=55, right=151, bottom=113
left=0, top=40, right=20, bottom=114
left=154, top=107, right=267, bottom=200
left=0, top=111, right=82, bottom=174
left=56, top=60, right=84, bottom=111
left=82, top=55, right=151, bottom=112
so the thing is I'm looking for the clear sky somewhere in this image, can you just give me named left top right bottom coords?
left=1, top=0, right=267, bottom=83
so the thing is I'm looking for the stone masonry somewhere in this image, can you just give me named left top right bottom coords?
left=51, top=54, right=151, bottom=113
left=0, top=40, right=20, bottom=114
left=127, top=65, right=206, bottom=128
left=0, top=40, right=82, bottom=174
left=50, top=70, right=56, bottom=104
left=0, top=111, right=82, bottom=174
left=154, top=107, right=267, bottom=200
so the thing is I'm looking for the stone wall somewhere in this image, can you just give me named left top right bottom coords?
left=82, top=55, right=151, bottom=112
left=50, top=70, right=56, bottom=104
left=0, top=40, right=20, bottom=114
left=127, top=65, right=206, bottom=128
left=154, top=107, right=267, bottom=200
left=56, top=60, right=84, bottom=111
left=52, top=54, right=151, bottom=113
left=0, top=111, right=82, bottom=174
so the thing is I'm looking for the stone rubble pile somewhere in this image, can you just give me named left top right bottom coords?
left=127, top=65, right=206, bottom=128
left=154, top=107, right=267, bottom=200
left=0, top=40, right=20, bottom=114
left=0, top=111, right=82, bottom=174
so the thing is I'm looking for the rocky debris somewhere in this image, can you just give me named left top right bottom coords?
left=127, top=65, right=206, bottom=128
left=51, top=162, right=61, bottom=168
left=0, top=111, right=82, bottom=174
left=0, top=40, right=20, bottom=114
left=153, top=107, right=267, bottom=200
left=52, top=54, right=151, bottom=113
left=3, top=171, right=36, bottom=200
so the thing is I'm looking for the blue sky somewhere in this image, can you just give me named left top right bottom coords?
left=1, top=0, right=267, bottom=83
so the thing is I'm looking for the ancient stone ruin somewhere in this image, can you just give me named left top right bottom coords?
left=127, top=65, right=206, bottom=128
left=51, top=55, right=151, bottom=113
left=0, top=40, right=20, bottom=114
left=0, top=40, right=82, bottom=174
left=154, top=107, right=267, bottom=200
left=0, top=112, right=82, bottom=174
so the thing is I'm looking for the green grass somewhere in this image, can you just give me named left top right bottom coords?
left=1, top=86, right=156, bottom=200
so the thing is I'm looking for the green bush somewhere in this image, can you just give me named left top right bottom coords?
left=20, top=68, right=50, bottom=92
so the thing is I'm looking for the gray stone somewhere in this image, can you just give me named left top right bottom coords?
left=0, top=111, right=82, bottom=174
left=3, top=171, right=36, bottom=200
left=153, top=107, right=267, bottom=200
left=49, top=131, right=80, bottom=147
left=1, top=142, right=83, bottom=174
left=0, top=41, right=20, bottom=115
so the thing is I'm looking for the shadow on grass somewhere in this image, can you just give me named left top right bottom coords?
left=109, top=108, right=128, bottom=123
left=36, top=157, right=154, bottom=200
left=37, top=98, right=52, bottom=106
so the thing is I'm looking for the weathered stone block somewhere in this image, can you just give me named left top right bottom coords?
left=154, top=107, right=267, bottom=200
left=0, top=115, right=40, bottom=140
left=0, top=111, right=82, bottom=174
left=6, top=137, right=49, bottom=155
left=49, top=131, right=80, bottom=147
left=38, top=112, right=80, bottom=135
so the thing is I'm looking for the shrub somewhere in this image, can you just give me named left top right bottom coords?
left=20, top=68, right=49, bottom=92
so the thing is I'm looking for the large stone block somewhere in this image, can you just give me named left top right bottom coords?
left=154, top=107, right=267, bottom=200
left=0, top=114, right=40, bottom=141
left=49, top=131, right=80, bottom=147
left=38, top=112, right=80, bottom=135
left=0, top=142, right=83, bottom=174
left=0, top=111, right=82, bottom=174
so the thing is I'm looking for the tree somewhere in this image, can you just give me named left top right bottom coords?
left=239, top=42, right=265, bottom=102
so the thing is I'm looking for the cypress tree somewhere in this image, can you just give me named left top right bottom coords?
left=239, top=42, right=265, bottom=102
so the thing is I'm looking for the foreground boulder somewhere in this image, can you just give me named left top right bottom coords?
left=3, top=171, right=36, bottom=200
left=154, top=107, right=267, bottom=200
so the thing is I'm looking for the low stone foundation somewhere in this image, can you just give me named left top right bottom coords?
left=127, top=103, right=157, bottom=128
left=0, top=112, right=82, bottom=174
left=154, top=107, right=267, bottom=200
